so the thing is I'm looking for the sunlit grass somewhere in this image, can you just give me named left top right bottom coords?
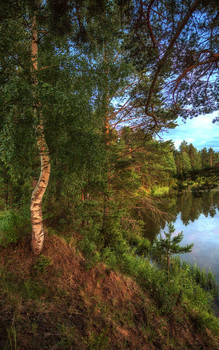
left=151, top=186, right=170, bottom=197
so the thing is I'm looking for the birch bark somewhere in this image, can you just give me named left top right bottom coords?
left=30, top=14, right=51, bottom=255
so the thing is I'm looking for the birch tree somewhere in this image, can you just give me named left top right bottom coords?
left=0, top=0, right=109, bottom=253
left=30, top=7, right=51, bottom=254
left=0, top=0, right=74, bottom=254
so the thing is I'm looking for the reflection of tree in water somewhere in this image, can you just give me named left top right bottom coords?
left=142, top=197, right=177, bottom=241
left=177, top=192, right=205, bottom=225
left=178, top=191, right=219, bottom=225
left=143, top=191, right=219, bottom=240
left=209, top=207, right=216, bottom=218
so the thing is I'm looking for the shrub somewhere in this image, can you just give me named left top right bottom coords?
left=34, top=255, right=52, bottom=273
left=176, top=259, right=218, bottom=296
left=129, top=236, right=151, bottom=256
left=0, top=208, right=31, bottom=247
left=151, top=223, right=193, bottom=281
left=151, top=186, right=170, bottom=197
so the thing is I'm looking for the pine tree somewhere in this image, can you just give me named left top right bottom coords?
left=152, top=223, right=193, bottom=281
left=123, top=0, right=218, bottom=129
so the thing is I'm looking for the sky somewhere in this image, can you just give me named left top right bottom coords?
left=160, top=111, right=219, bottom=152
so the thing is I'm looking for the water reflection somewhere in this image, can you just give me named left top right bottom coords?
left=144, top=191, right=219, bottom=241
left=177, top=191, right=219, bottom=225
left=167, top=211, right=219, bottom=282
left=143, top=191, right=219, bottom=285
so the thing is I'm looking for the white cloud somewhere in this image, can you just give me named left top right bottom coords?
left=186, top=137, right=194, bottom=143
left=160, top=111, right=219, bottom=151
left=173, top=139, right=183, bottom=149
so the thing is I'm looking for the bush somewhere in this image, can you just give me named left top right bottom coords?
left=34, top=255, right=52, bottom=273
left=129, top=236, right=151, bottom=256
left=151, top=186, right=170, bottom=197
left=78, top=225, right=103, bottom=267
left=0, top=208, right=31, bottom=247
left=176, top=259, right=218, bottom=296
left=190, top=310, right=219, bottom=335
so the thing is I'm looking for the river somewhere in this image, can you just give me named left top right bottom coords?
left=143, top=190, right=219, bottom=307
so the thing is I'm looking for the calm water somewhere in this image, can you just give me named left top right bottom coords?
left=144, top=190, right=219, bottom=285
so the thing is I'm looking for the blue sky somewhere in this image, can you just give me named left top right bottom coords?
left=160, top=111, right=219, bottom=152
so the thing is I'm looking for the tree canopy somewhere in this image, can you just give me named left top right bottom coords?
left=0, top=0, right=218, bottom=253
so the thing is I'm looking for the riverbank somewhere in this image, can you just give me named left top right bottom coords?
left=149, top=167, right=219, bottom=198
left=176, top=167, right=219, bottom=193
left=145, top=188, right=219, bottom=318
left=0, top=234, right=219, bottom=349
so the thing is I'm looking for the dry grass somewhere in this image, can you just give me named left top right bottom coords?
left=0, top=235, right=218, bottom=349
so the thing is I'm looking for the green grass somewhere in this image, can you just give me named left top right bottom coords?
left=151, top=186, right=170, bottom=197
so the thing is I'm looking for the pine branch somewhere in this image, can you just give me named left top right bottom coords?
left=145, top=0, right=201, bottom=112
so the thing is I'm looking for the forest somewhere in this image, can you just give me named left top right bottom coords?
left=0, top=1, right=219, bottom=349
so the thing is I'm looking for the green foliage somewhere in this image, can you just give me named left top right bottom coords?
left=150, top=186, right=170, bottom=197
left=177, top=259, right=217, bottom=296
left=129, top=236, right=151, bottom=256
left=83, top=330, right=110, bottom=350
left=0, top=1, right=218, bottom=346
left=7, top=323, right=18, bottom=350
left=56, top=323, right=78, bottom=349
left=125, top=1, right=218, bottom=119
left=153, top=223, right=193, bottom=256
left=34, top=255, right=52, bottom=274
left=190, top=309, right=219, bottom=336
left=0, top=208, right=31, bottom=247
left=152, top=223, right=193, bottom=280
left=175, top=142, right=219, bottom=178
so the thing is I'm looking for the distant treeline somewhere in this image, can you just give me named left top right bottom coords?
left=0, top=129, right=219, bottom=212
left=174, top=141, right=219, bottom=175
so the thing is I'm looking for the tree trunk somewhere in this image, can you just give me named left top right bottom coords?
left=102, top=52, right=111, bottom=237
left=102, top=114, right=110, bottom=237
left=30, top=14, right=51, bottom=255
left=167, top=252, right=170, bottom=282
left=81, top=189, right=85, bottom=227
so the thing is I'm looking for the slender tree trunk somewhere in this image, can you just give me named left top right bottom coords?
left=30, top=14, right=51, bottom=255
left=102, top=50, right=111, bottom=236
left=210, top=152, right=213, bottom=167
left=167, top=252, right=170, bottom=282
left=190, top=149, right=193, bottom=167
left=102, top=114, right=110, bottom=236
left=81, top=190, right=85, bottom=227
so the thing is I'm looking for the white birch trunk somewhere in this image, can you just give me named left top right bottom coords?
left=30, top=14, right=51, bottom=255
